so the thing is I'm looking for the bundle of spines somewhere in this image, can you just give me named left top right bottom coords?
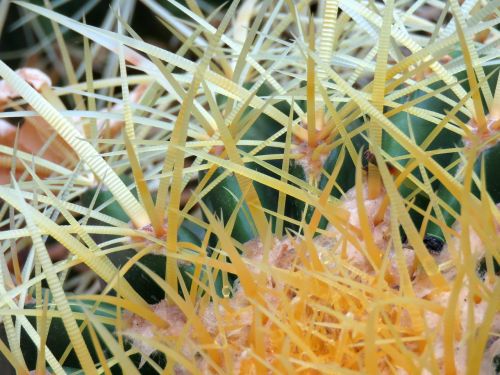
left=194, top=46, right=500, bottom=373
left=13, top=51, right=500, bottom=375
left=381, top=50, right=500, bottom=252
left=13, top=177, right=206, bottom=372
left=5, top=1, right=500, bottom=374
left=200, top=50, right=499, bottom=260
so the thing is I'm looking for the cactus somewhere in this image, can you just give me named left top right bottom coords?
left=1, top=1, right=499, bottom=374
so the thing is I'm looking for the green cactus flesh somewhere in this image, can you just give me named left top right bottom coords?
left=424, top=142, right=500, bottom=252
